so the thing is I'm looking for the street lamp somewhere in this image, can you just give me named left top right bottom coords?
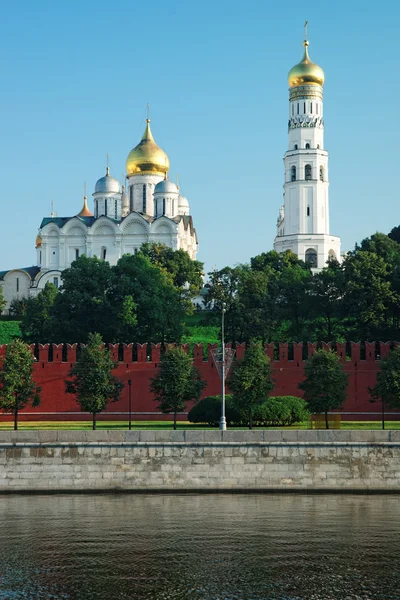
left=128, top=379, right=132, bottom=430
left=220, top=303, right=227, bottom=431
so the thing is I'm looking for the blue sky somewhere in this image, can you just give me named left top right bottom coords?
left=0, top=0, right=399, bottom=273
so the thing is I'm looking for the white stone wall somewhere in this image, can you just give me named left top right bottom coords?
left=1, top=430, right=400, bottom=492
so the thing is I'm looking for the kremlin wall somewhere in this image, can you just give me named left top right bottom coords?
left=0, top=341, right=394, bottom=422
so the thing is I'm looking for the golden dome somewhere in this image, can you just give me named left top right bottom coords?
left=77, top=195, right=93, bottom=217
left=35, top=233, right=42, bottom=248
left=288, top=41, right=324, bottom=88
left=126, top=119, right=170, bottom=177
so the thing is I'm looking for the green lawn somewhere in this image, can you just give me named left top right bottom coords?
left=0, top=420, right=399, bottom=430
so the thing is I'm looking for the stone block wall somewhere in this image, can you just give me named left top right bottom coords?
left=1, top=431, right=400, bottom=493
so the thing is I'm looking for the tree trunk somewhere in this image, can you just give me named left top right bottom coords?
left=173, top=412, right=177, bottom=430
left=14, top=406, right=18, bottom=431
left=249, top=409, right=253, bottom=430
left=92, top=413, right=96, bottom=430
left=325, top=410, right=329, bottom=430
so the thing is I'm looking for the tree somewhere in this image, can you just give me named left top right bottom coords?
left=8, top=297, right=28, bottom=318
left=228, top=341, right=273, bottom=429
left=108, top=254, right=186, bottom=343
left=138, top=243, right=204, bottom=309
left=150, top=347, right=206, bottom=429
left=309, top=260, right=343, bottom=340
left=0, top=339, right=41, bottom=430
left=299, top=349, right=348, bottom=429
left=20, top=282, right=58, bottom=342
left=51, top=256, right=112, bottom=343
left=388, top=226, right=400, bottom=245
left=369, top=347, right=400, bottom=429
left=65, top=332, right=123, bottom=429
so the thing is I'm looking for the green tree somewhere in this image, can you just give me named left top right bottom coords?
left=138, top=243, right=204, bottom=308
left=109, top=254, right=185, bottom=343
left=309, top=260, right=343, bottom=340
left=0, top=339, right=41, bottom=430
left=150, top=347, right=206, bottom=429
left=388, top=226, right=400, bottom=245
left=52, top=256, right=112, bottom=343
left=20, top=283, right=58, bottom=342
left=299, top=349, right=348, bottom=429
left=228, top=341, right=273, bottom=429
left=369, top=347, right=400, bottom=428
left=8, top=297, right=28, bottom=318
left=65, top=332, right=123, bottom=429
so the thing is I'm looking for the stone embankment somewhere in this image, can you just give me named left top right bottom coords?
left=0, top=430, right=400, bottom=493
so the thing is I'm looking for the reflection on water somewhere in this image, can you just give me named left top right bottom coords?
left=0, top=493, right=399, bottom=599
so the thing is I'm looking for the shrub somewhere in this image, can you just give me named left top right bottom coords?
left=188, top=395, right=309, bottom=427
left=188, top=395, right=245, bottom=426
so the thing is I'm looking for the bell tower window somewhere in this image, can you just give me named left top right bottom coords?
left=305, top=143, right=310, bottom=149
left=305, top=164, right=312, bottom=180
left=291, top=166, right=296, bottom=182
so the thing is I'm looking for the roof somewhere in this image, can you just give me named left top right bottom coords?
left=40, top=216, right=97, bottom=229
left=0, top=266, right=41, bottom=282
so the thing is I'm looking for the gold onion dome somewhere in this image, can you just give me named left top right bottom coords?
left=35, top=233, right=42, bottom=248
left=288, top=40, right=324, bottom=88
left=78, top=195, right=93, bottom=217
left=126, top=119, right=170, bottom=177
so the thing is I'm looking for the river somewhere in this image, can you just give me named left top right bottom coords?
left=0, top=494, right=399, bottom=599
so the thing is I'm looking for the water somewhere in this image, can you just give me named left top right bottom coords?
left=0, top=494, right=399, bottom=599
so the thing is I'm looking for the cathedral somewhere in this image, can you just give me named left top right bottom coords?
left=0, top=120, right=198, bottom=308
left=274, top=31, right=341, bottom=269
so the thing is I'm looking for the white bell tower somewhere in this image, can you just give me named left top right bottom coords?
left=274, top=26, right=341, bottom=270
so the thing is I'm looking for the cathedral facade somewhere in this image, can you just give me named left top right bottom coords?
left=0, top=120, right=198, bottom=308
left=274, top=34, right=341, bottom=269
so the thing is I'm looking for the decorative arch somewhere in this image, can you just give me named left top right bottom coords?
left=89, top=217, right=118, bottom=236
left=151, top=217, right=176, bottom=235
left=305, top=248, right=318, bottom=268
left=120, top=213, right=149, bottom=235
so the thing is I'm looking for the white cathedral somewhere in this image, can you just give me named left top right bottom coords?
left=274, top=34, right=341, bottom=268
left=0, top=120, right=198, bottom=308
left=0, top=29, right=341, bottom=308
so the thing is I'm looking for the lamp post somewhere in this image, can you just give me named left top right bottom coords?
left=220, top=303, right=227, bottom=431
left=128, top=379, right=132, bottom=430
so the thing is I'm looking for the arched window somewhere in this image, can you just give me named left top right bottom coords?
left=307, top=206, right=310, bottom=216
left=320, top=166, right=324, bottom=181
left=305, top=164, right=312, bottom=180
left=294, top=144, right=298, bottom=150
left=291, top=166, right=296, bottom=182
left=101, top=247, right=107, bottom=261
left=142, top=184, right=147, bottom=213
left=305, top=248, right=318, bottom=268
left=328, top=249, right=336, bottom=261
left=305, top=143, right=310, bottom=149
left=317, top=144, right=320, bottom=149
left=129, top=186, right=134, bottom=212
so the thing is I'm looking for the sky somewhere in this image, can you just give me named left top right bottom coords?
left=0, top=0, right=399, bottom=274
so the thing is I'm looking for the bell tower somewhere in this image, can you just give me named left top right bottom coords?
left=274, top=26, right=341, bottom=270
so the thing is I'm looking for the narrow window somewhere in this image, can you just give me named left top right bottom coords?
left=294, top=144, right=298, bottom=150
left=320, top=166, right=324, bottom=181
left=39, top=251, right=42, bottom=264
left=297, top=103, right=299, bottom=114
left=75, top=248, right=79, bottom=260
left=307, top=206, right=310, bottom=216
left=163, top=198, right=165, bottom=215
left=53, top=277, right=59, bottom=289
left=95, top=200, right=98, bottom=218
left=142, top=184, right=147, bottom=213
left=305, top=143, right=310, bottom=149
left=316, top=103, right=318, bottom=115
left=129, top=186, right=133, bottom=212
left=304, top=102, right=306, bottom=113
left=105, top=199, right=108, bottom=217
left=310, top=102, right=312, bottom=114
left=291, top=166, right=296, bottom=182
left=305, top=164, right=312, bottom=180
left=115, top=199, right=117, bottom=219
left=16, top=277, right=19, bottom=292
left=291, top=104, right=294, bottom=116
left=172, top=199, right=175, bottom=215
left=102, top=248, right=107, bottom=260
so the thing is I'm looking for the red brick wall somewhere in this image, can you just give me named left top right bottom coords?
left=0, top=342, right=397, bottom=421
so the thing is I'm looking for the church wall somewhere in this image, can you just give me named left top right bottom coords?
left=2, top=271, right=31, bottom=308
left=0, top=342, right=395, bottom=422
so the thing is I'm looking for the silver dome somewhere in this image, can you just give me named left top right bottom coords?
left=94, top=169, right=121, bottom=194
left=178, top=195, right=189, bottom=207
left=154, top=179, right=179, bottom=194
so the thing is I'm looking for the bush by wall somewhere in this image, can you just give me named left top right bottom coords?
left=0, top=321, right=22, bottom=344
left=188, top=395, right=309, bottom=427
